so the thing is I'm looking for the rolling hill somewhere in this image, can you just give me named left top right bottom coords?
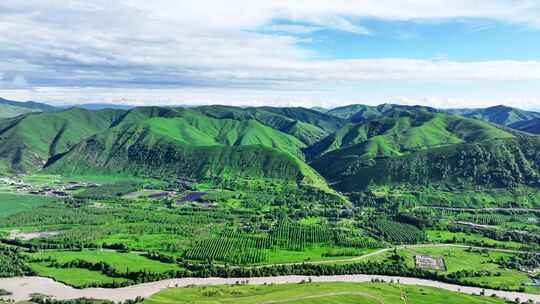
left=2, top=103, right=540, bottom=194
left=326, top=104, right=439, bottom=123
left=308, top=111, right=522, bottom=190
left=447, top=105, right=540, bottom=126
left=0, top=97, right=56, bottom=118
left=0, top=104, right=36, bottom=119
left=508, top=118, right=540, bottom=134
left=334, top=136, right=540, bottom=192
left=45, top=107, right=328, bottom=188
left=194, top=105, right=346, bottom=145
left=0, top=108, right=125, bottom=172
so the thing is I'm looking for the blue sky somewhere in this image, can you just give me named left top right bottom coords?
left=1, top=0, right=540, bottom=109
left=296, top=19, right=540, bottom=61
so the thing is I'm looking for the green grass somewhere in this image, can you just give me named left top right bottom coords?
left=143, top=282, right=507, bottom=304
left=30, top=250, right=180, bottom=274
left=308, top=112, right=513, bottom=161
left=29, top=262, right=129, bottom=287
left=264, top=246, right=377, bottom=264
left=99, top=234, right=194, bottom=254
left=367, top=245, right=540, bottom=293
left=0, top=104, right=35, bottom=118
left=0, top=108, right=124, bottom=172
left=426, top=230, right=525, bottom=249
left=0, top=193, right=57, bottom=217
left=21, top=174, right=63, bottom=186
left=297, top=217, right=323, bottom=225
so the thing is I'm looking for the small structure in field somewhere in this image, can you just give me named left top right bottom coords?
left=176, top=191, right=209, bottom=205
left=415, top=255, right=446, bottom=271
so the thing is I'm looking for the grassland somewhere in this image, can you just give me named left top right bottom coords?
left=263, top=246, right=377, bottom=264
left=25, top=250, right=182, bottom=287
left=0, top=108, right=124, bottom=172
left=0, top=193, right=56, bottom=217
left=426, top=230, right=525, bottom=249
left=30, top=250, right=180, bottom=274
left=143, top=282, right=507, bottom=304
left=366, top=245, right=540, bottom=294
left=29, top=262, right=129, bottom=287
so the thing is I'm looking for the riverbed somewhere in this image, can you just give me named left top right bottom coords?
left=1, top=275, right=539, bottom=303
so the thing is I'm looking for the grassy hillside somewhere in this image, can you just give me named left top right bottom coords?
left=3, top=104, right=539, bottom=194
left=258, top=106, right=345, bottom=131
left=509, top=118, right=540, bottom=134
left=326, top=104, right=378, bottom=120
left=307, top=112, right=513, bottom=160
left=0, top=193, right=57, bottom=217
left=0, top=97, right=56, bottom=112
left=448, top=105, right=540, bottom=126
left=46, top=107, right=328, bottom=188
left=0, top=108, right=125, bottom=172
left=0, top=97, right=57, bottom=118
left=308, top=112, right=529, bottom=192
left=0, top=104, right=36, bottom=118
left=326, top=104, right=438, bottom=123
left=334, top=136, right=540, bottom=192
left=195, top=105, right=345, bottom=145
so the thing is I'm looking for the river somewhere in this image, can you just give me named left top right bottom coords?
left=1, top=275, right=539, bottom=303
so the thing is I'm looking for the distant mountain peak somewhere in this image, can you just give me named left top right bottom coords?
left=0, top=97, right=56, bottom=112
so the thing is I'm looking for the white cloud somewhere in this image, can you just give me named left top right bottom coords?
left=11, top=74, right=28, bottom=88
left=263, top=24, right=323, bottom=34
left=1, top=0, right=540, bottom=106
left=2, top=84, right=540, bottom=111
left=128, top=0, right=540, bottom=30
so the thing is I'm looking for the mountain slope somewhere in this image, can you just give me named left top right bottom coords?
left=0, top=97, right=57, bottom=118
left=326, top=104, right=379, bottom=120
left=308, top=112, right=517, bottom=189
left=69, top=103, right=135, bottom=110
left=448, top=105, right=540, bottom=126
left=0, top=104, right=36, bottom=118
left=326, top=104, right=439, bottom=123
left=194, top=106, right=346, bottom=145
left=307, top=112, right=512, bottom=160
left=45, top=107, right=328, bottom=188
left=508, top=118, right=540, bottom=134
left=334, top=136, right=540, bottom=192
left=257, top=107, right=345, bottom=132
left=0, top=97, right=56, bottom=112
left=0, top=108, right=125, bottom=172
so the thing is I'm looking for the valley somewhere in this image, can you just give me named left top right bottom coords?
left=0, top=103, right=539, bottom=303
left=4, top=1, right=540, bottom=302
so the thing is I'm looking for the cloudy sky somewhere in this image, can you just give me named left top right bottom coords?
left=1, top=0, right=540, bottom=109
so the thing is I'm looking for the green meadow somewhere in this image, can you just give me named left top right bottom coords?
left=0, top=193, right=56, bottom=217
left=143, top=282, right=507, bottom=304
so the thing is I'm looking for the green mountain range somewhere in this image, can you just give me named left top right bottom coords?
left=44, top=107, right=328, bottom=188
left=0, top=97, right=56, bottom=118
left=307, top=111, right=518, bottom=188
left=194, top=105, right=346, bottom=145
left=326, top=104, right=438, bottom=123
left=0, top=108, right=125, bottom=172
left=2, top=99, right=540, bottom=197
left=509, top=118, right=540, bottom=134
left=447, top=105, right=540, bottom=126
left=334, top=135, right=540, bottom=192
